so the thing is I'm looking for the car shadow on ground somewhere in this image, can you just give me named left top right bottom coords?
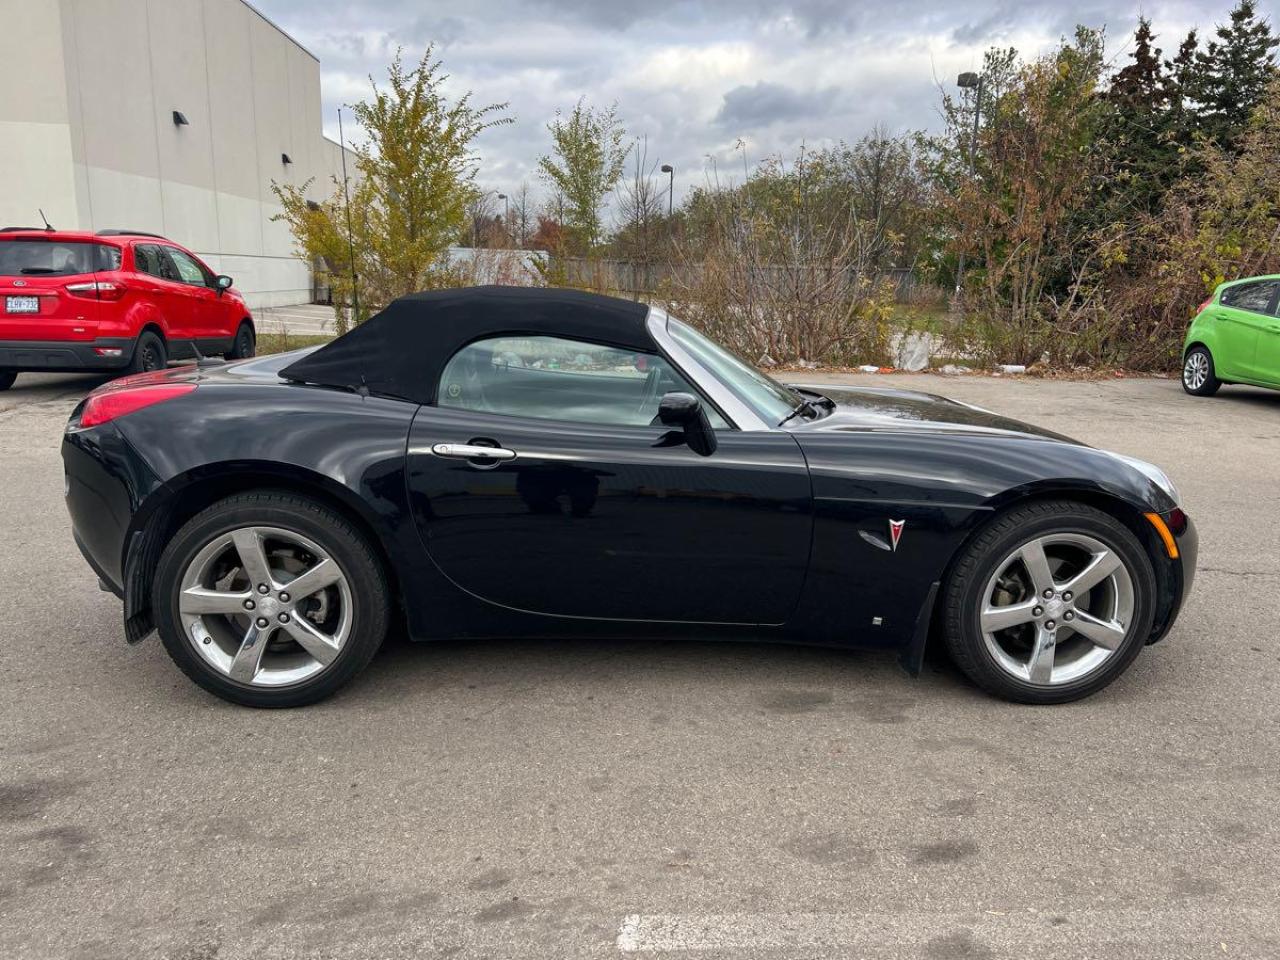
left=344, top=626, right=977, bottom=711
left=1209, top=386, right=1280, bottom=411
left=2, top=372, right=111, bottom=399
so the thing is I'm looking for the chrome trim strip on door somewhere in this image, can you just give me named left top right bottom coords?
left=645, top=307, right=773, bottom=432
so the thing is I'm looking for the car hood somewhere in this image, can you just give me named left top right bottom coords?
left=786, top=384, right=1081, bottom=444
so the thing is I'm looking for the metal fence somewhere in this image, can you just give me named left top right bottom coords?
left=555, top=258, right=917, bottom=300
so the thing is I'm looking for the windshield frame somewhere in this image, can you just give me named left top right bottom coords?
left=650, top=308, right=803, bottom=429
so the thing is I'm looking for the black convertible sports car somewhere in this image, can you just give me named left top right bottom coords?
left=63, top=286, right=1196, bottom=707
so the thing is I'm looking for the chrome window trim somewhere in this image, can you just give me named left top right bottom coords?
left=646, top=307, right=774, bottom=432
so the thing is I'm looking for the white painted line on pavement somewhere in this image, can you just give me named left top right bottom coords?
left=615, top=907, right=1274, bottom=953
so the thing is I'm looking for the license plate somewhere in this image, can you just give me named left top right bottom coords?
left=5, top=296, right=39, bottom=314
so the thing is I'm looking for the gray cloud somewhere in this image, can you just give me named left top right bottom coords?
left=715, top=82, right=842, bottom=130
left=254, top=0, right=1229, bottom=209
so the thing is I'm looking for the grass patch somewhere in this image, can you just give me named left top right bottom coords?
left=888, top=302, right=950, bottom=333
left=255, top=332, right=334, bottom=356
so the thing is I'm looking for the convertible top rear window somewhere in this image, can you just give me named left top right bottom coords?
left=281, top=286, right=653, bottom=404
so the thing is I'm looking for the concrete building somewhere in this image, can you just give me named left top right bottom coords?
left=0, top=0, right=351, bottom=308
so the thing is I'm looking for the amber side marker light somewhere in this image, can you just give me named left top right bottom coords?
left=1145, top=512, right=1179, bottom=559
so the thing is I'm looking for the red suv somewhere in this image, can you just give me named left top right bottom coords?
left=0, top=228, right=255, bottom=391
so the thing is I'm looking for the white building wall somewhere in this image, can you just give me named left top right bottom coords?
left=0, top=0, right=351, bottom=309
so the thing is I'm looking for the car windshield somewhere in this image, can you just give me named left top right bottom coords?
left=0, top=239, right=121, bottom=277
left=668, top=317, right=800, bottom=424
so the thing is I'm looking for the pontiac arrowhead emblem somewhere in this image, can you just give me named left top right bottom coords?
left=888, top=519, right=905, bottom=552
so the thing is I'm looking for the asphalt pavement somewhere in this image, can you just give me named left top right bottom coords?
left=1, top=369, right=1278, bottom=959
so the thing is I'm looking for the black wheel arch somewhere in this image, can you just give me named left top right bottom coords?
left=905, top=483, right=1178, bottom=676
left=121, top=462, right=404, bottom=644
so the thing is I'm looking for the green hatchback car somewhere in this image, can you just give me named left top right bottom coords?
left=1182, top=275, right=1280, bottom=396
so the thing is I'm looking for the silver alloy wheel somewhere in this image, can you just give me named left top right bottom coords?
left=979, top=533, right=1135, bottom=686
left=1184, top=351, right=1209, bottom=390
left=178, top=525, right=352, bottom=687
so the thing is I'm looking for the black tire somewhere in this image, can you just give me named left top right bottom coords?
left=940, top=500, right=1156, bottom=705
left=128, top=330, right=167, bottom=374
left=0, top=369, right=16, bottom=391
left=153, top=491, right=390, bottom=708
left=1181, top=345, right=1221, bottom=396
left=225, top=321, right=255, bottom=360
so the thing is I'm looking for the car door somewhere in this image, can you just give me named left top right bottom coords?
left=131, top=243, right=193, bottom=339
left=162, top=246, right=223, bottom=343
left=1213, top=279, right=1280, bottom=381
left=406, top=334, right=813, bottom=625
left=1257, top=287, right=1280, bottom=386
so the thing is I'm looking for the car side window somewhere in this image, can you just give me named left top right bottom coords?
left=165, top=247, right=210, bottom=286
left=135, top=244, right=180, bottom=282
left=438, top=334, right=728, bottom=428
left=1221, top=280, right=1280, bottom=314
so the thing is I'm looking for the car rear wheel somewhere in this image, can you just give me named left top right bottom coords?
left=1182, top=346, right=1221, bottom=396
left=154, top=491, right=390, bottom=707
left=941, top=501, right=1156, bottom=704
left=225, top=322, right=255, bottom=360
left=0, top=370, right=15, bottom=391
left=129, top=331, right=167, bottom=374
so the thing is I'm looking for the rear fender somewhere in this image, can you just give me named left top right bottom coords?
left=122, top=460, right=408, bottom=644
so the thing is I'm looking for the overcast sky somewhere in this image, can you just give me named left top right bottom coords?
left=256, top=0, right=1237, bottom=210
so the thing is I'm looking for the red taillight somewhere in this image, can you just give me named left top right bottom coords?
left=65, top=280, right=127, bottom=301
left=79, top=383, right=195, bottom=428
left=1196, top=297, right=1212, bottom=315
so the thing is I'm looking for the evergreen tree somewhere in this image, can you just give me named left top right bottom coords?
left=1104, top=18, right=1172, bottom=215
left=1191, top=0, right=1278, bottom=147
left=1162, top=28, right=1200, bottom=153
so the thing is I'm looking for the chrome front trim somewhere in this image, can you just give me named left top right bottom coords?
left=645, top=307, right=773, bottom=432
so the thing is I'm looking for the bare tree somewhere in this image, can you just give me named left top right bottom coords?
left=508, top=181, right=535, bottom=248
left=464, top=191, right=500, bottom=248
left=614, top=136, right=666, bottom=268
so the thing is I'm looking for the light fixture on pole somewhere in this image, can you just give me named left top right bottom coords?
left=953, top=71, right=984, bottom=294
left=659, top=164, right=674, bottom=217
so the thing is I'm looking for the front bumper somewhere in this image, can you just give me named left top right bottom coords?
left=0, top=337, right=134, bottom=371
left=1149, top=511, right=1197, bottom=643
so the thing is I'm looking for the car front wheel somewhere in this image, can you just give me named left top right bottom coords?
left=1182, top=346, right=1221, bottom=396
left=0, top=369, right=16, bottom=391
left=153, top=491, right=390, bottom=707
left=941, top=501, right=1156, bottom=704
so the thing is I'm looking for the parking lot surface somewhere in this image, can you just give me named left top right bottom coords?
left=1, top=370, right=1278, bottom=959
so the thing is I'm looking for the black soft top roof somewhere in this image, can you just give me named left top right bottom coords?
left=280, top=285, right=654, bottom=404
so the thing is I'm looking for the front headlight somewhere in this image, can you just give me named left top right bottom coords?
left=1110, top=452, right=1180, bottom=504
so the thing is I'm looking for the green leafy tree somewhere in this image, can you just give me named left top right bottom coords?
left=1190, top=0, right=1278, bottom=148
left=935, top=27, right=1114, bottom=364
left=537, top=99, right=630, bottom=253
left=273, top=47, right=511, bottom=329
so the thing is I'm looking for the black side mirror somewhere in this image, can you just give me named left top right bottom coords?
left=214, top=275, right=233, bottom=295
left=657, top=391, right=717, bottom=456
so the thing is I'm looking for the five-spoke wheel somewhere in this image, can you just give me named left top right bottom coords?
left=979, top=533, right=1134, bottom=686
left=155, top=491, right=389, bottom=707
left=943, top=501, right=1156, bottom=703
left=178, top=526, right=352, bottom=687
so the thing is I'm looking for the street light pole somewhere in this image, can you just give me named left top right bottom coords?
left=498, top=193, right=508, bottom=245
left=660, top=164, right=674, bottom=217
left=954, top=71, right=983, bottom=294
